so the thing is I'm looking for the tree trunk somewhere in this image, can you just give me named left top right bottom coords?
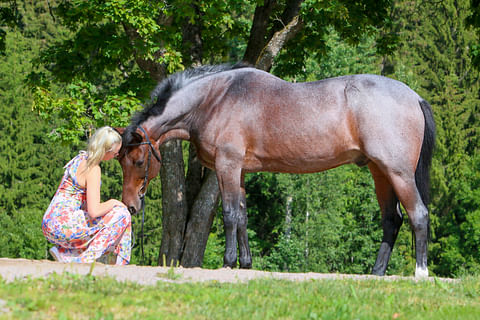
left=244, top=0, right=304, bottom=68
left=156, top=3, right=222, bottom=268
left=152, top=0, right=305, bottom=268
left=243, top=0, right=277, bottom=65
left=255, top=15, right=303, bottom=71
left=158, top=140, right=188, bottom=266
left=181, top=170, right=220, bottom=267
left=181, top=3, right=203, bottom=67
left=122, top=22, right=167, bottom=82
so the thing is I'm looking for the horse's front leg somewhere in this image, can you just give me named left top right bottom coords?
left=216, top=157, right=249, bottom=268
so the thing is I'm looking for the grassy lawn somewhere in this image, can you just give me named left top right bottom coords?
left=0, top=273, right=478, bottom=319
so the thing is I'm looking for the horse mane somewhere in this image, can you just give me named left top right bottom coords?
left=130, top=62, right=251, bottom=128
left=122, top=62, right=251, bottom=146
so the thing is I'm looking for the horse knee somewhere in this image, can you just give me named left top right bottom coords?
left=223, top=210, right=237, bottom=229
left=408, top=204, right=428, bottom=233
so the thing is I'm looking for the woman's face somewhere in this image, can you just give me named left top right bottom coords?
left=103, top=143, right=122, bottom=161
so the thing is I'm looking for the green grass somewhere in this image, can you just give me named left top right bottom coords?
left=0, top=273, right=478, bottom=319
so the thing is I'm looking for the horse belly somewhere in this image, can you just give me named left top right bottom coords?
left=243, top=134, right=363, bottom=174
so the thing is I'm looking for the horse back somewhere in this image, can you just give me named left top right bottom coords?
left=188, top=70, right=424, bottom=173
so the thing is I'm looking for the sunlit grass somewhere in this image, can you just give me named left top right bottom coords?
left=0, top=273, right=478, bottom=319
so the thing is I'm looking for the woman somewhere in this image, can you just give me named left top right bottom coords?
left=42, top=126, right=131, bottom=265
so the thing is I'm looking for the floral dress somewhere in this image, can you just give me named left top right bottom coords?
left=42, top=151, right=131, bottom=265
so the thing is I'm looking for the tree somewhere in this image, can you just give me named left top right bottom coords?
left=466, top=0, right=480, bottom=68
left=31, top=0, right=395, bottom=267
left=0, top=0, right=20, bottom=53
left=0, top=25, right=72, bottom=260
left=381, top=0, right=480, bottom=276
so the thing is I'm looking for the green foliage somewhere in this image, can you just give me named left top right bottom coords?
left=49, top=1, right=181, bottom=78
left=0, top=28, right=72, bottom=260
left=1, top=0, right=480, bottom=279
left=32, top=81, right=142, bottom=145
left=0, top=0, right=21, bottom=53
left=272, top=0, right=393, bottom=76
left=202, top=230, right=224, bottom=269
left=466, top=0, right=480, bottom=68
left=381, top=0, right=480, bottom=277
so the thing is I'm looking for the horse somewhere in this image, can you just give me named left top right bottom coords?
left=116, top=63, right=435, bottom=277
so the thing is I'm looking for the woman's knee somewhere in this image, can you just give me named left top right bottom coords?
left=112, top=205, right=131, bottom=225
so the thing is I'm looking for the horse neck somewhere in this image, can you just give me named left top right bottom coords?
left=143, top=107, right=192, bottom=145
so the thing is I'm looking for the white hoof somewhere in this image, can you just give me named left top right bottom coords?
left=415, top=265, right=428, bottom=278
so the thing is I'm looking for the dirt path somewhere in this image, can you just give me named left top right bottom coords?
left=0, top=258, right=455, bottom=285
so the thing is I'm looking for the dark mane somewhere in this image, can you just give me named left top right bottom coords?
left=130, top=62, right=251, bottom=128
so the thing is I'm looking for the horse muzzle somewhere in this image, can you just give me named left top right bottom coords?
left=127, top=206, right=138, bottom=215
left=123, top=194, right=143, bottom=215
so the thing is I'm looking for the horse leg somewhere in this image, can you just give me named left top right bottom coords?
left=215, top=155, right=245, bottom=268
left=387, top=171, right=429, bottom=278
left=237, top=175, right=252, bottom=268
left=369, top=163, right=403, bottom=276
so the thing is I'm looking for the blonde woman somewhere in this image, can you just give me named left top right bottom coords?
left=42, top=127, right=131, bottom=265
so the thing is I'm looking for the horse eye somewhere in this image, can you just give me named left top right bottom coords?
left=135, top=160, right=145, bottom=168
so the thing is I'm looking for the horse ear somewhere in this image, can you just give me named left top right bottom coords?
left=114, top=127, right=126, bottom=135
left=131, top=131, right=143, bottom=143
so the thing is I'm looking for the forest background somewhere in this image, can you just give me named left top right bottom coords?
left=0, top=0, right=479, bottom=278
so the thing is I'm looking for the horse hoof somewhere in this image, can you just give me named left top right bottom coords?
left=223, top=262, right=236, bottom=269
left=415, top=265, right=429, bottom=278
left=239, top=261, right=252, bottom=269
left=371, top=268, right=386, bottom=276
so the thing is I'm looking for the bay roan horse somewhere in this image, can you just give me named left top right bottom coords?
left=117, top=63, right=435, bottom=277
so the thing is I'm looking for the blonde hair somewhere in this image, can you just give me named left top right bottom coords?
left=86, top=126, right=122, bottom=171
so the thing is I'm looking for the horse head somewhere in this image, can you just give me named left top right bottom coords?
left=116, top=126, right=162, bottom=215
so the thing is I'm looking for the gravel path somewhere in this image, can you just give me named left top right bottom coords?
left=0, top=258, right=455, bottom=285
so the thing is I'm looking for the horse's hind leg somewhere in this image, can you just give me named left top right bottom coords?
left=369, top=163, right=404, bottom=276
left=237, top=175, right=252, bottom=268
left=388, top=171, right=429, bottom=278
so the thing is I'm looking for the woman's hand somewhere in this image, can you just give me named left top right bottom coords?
left=111, top=199, right=127, bottom=208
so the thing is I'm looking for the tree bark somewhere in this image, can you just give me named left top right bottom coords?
left=181, top=3, right=203, bottom=67
left=255, top=15, right=303, bottom=71
left=268, top=0, right=304, bottom=38
left=243, top=0, right=304, bottom=70
left=181, top=170, right=220, bottom=267
left=243, top=0, right=277, bottom=65
left=147, top=0, right=304, bottom=268
left=157, top=140, right=188, bottom=266
left=156, top=3, right=222, bottom=268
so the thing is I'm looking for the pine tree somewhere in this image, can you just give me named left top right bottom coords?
left=0, top=27, right=73, bottom=259
left=384, top=0, right=480, bottom=276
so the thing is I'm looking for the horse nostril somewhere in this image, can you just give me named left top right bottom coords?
left=128, top=206, right=137, bottom=215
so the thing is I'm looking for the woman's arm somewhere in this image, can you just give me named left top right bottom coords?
left=85, top=165, right=125, bottom=218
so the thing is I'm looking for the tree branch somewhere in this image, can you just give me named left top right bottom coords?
left=255, top=15, right=303, bottom=71
left=121, top=22, right=166, bottom=82
left=269, top=0, right=303, bottom=38
left=243, top=0, right=277, bottom=65
left=181, top=2, right=203, bottom=66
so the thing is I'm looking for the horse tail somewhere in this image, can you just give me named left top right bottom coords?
left=415, top=99, right=436, bottom=208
